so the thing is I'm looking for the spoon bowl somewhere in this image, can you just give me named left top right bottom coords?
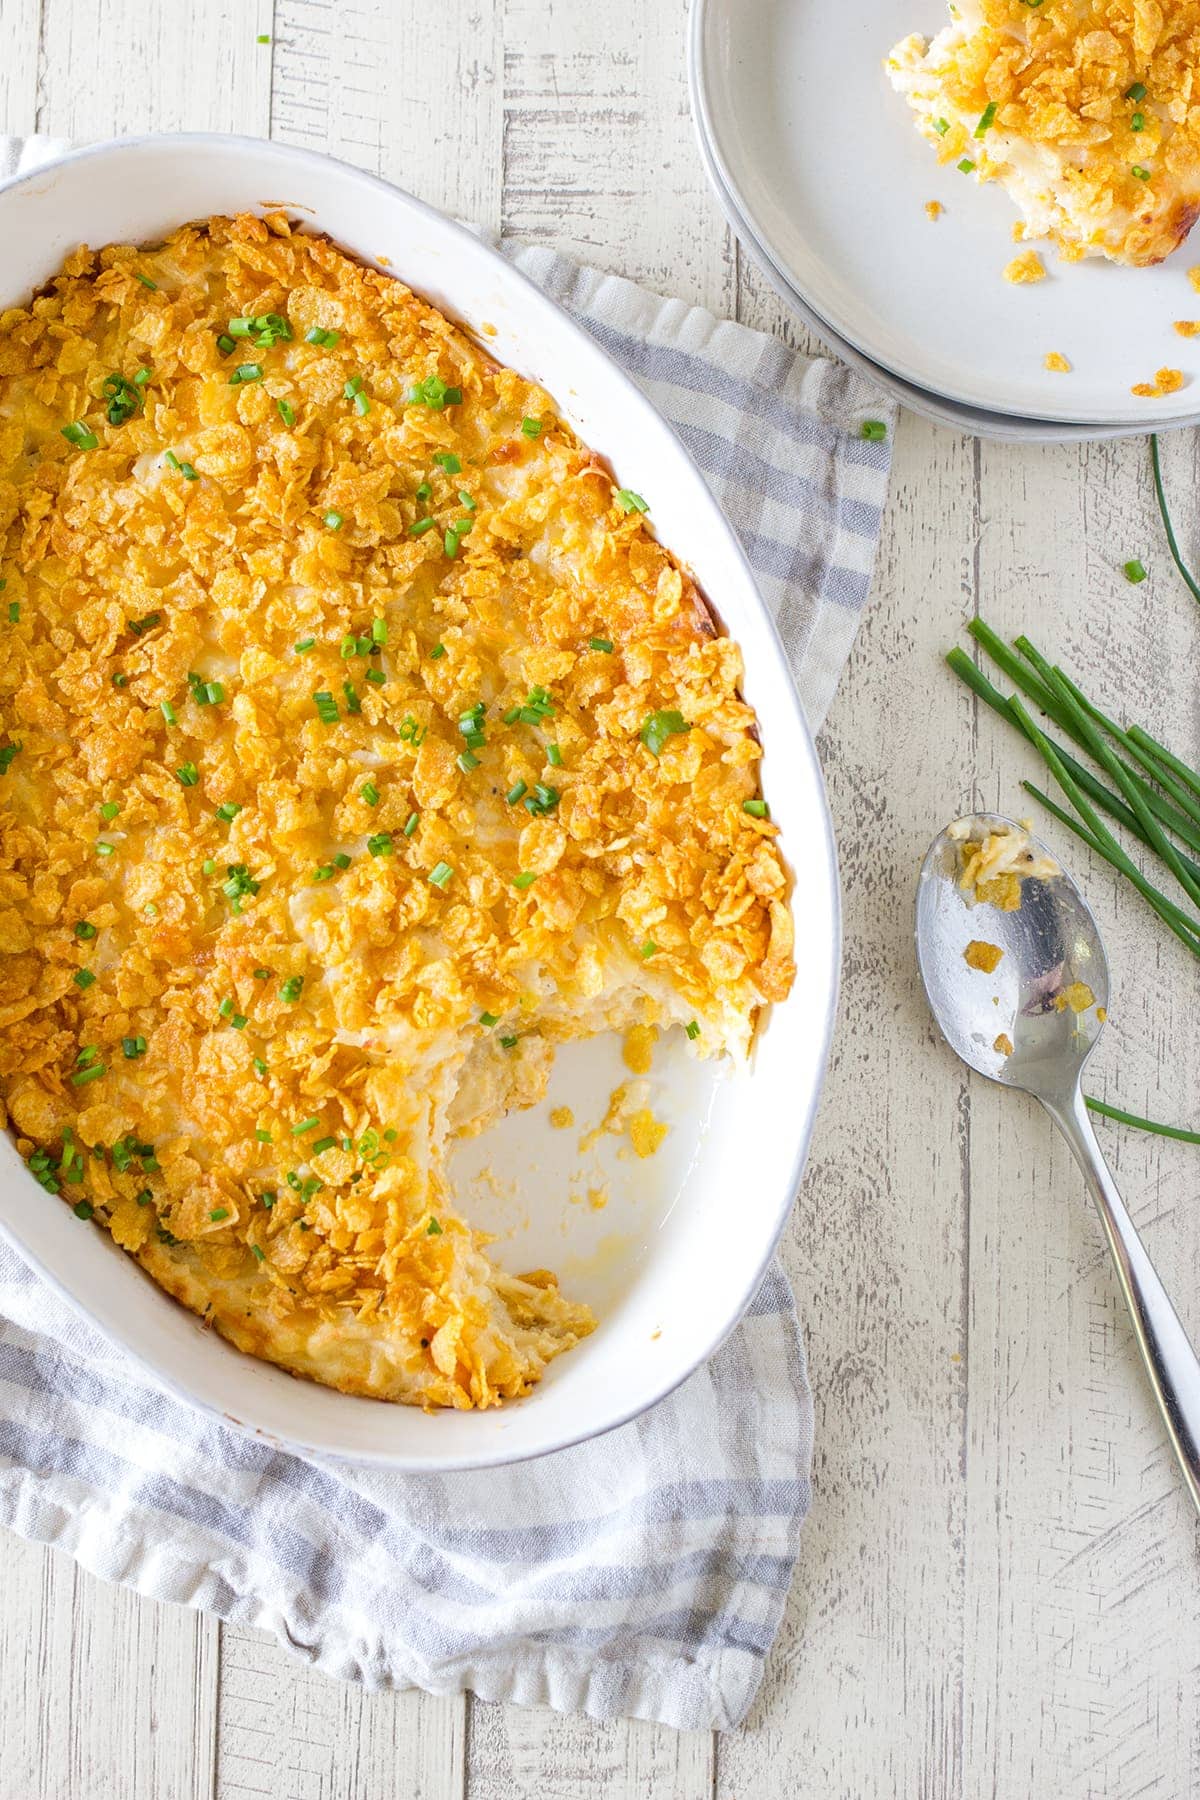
left=916, top=813, right=1108, bottom=1109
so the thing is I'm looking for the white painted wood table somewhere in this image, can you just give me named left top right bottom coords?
left=3, top=2, right=1200, bottom=1795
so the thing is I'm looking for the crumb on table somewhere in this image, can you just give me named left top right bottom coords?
left=1044, top=351, right=1071, bottom=373
left=549, top=1106, right=575, bottom=1130
left=965, top=940, right=1004, bottom=974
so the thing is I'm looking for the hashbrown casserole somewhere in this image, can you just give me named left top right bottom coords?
left=0, top=213, right=794, bottom=1410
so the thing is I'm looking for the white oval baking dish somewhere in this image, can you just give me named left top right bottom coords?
left=0, top=134, right=839, bottom=1470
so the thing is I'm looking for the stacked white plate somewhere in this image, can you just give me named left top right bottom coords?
left=689, top=0, right=1200, bottom=443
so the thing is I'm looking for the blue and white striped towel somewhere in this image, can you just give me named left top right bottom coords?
left=0, top=134, right=894, bottom=1733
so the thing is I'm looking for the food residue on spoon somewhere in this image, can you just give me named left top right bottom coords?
left=993, top=1033, right=1014, bottom=1056
left=1054, top=981, right=1096, bottom=1015
left=950, top=818, right=1059, bottom=911
left=965, top=940, right=1004, bottom=973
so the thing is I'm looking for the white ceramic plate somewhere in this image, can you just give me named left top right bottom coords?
left=689, top=80, right=1177, bottom=445
left=691, top=0, right=1200, bottom=428
left=0, top=134, right=839, bottom=1471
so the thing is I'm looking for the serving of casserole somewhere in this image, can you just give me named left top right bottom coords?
left=0, top=137, right=837, bottom=1467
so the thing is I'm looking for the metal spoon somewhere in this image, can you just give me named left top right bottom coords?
left=916, top=811, right=1200, bottom=1516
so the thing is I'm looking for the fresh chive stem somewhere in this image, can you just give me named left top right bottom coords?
left=1085, top=1097, right=1200, bottom=1146
left=1150, top=435, right=1200, bottom=610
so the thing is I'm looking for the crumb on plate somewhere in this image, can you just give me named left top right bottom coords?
left=549, top=1106, right=575, bottom=1130
left=926, top=200, right=944, bottom=221
left=1132, top=366, right=1186, bottom=396
left=993, top=1033, right=1014, bottom=1056
left=1044, top=351, right=1072, bottom=372
left=1175, top=321, right=1200, bottom=336
left=1005, top=251, right=1046, bottom=285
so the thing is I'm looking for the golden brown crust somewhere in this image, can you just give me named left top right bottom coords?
left=0, top=213, right=793, bottom=1408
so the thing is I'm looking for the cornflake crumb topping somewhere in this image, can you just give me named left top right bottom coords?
left=0, top=213, right=794, bottom=1411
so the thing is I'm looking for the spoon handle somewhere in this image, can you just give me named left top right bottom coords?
left=1043, top=1086, right=1200, bottom=1517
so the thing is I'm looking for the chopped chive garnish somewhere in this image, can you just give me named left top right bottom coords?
left=410, top=516, right=435, bottom=537
left=312, top=865, right=334, bottom=882
left=344, top=375, right=364, bottom=398
left=365, top=667, right=386, bottom=686
left=73, top=920, right=96, bottom=940
left=457, top=490, right=476, bottom=512
left=134, top=272, right=158, bottom=290
left=589, top=636, right=614, bottom=653
left=99, top=801, right=120, bottom=821
left=506, top=780, right=528, bottom=805
left=280, top=974, right=305, bottom=1003
left=95, top=841, right=115, bottom=857
left=277, top=398, right=296, bottom=427
left=136, top=1189, right=153, bottom=1206
left=427, top=1217, right=443, bottom=1235
left=73, top=1200, right=95, bottom=1217
left=433, top=452, right=461, bottom=474
left=216, top=334, right=235, bottom=356
left=128, top=612, right=161, bottom=637
left=304, top=327, right=340, bottom=348
left=546, top=742, right=563, bottom=767
left=615, top=488, right=649, bottom=514
left=353, top=392, right=371, bottom=415
left=256, top=1129, right=272, bottom=1143
left=685, top=1020, right=700, bottom=1040
left=862, top=420, right=888, bottom=441
left=430, top=642, right=446, bottom=659
left=742, top=798, right=769, bottom=818
left=313, top=690, right=339, bottom=724
left=500, top=1035, right=519, bottom=1050
left=294, top=637, right=315, bottom=654
left=231, top=1014, right=247, bottom=1029
left=215, top=801, right=242, bottom=822
left=175, top=762, right=199, bottom=786
left=368, top=832, right=394, bottom=857
left=70, top=1065, right=105, bottom=1088
left=958, top=157, right=976, bottom=173
left=61, top=421, right=99, bottom=451
left=403, top=811, right=419, bottom=836
left=457, top=750, right=479, bottom=773
left=975, top=102, right=997, bottom=136
left=159, top=698, right=177, bottom=726
left=323, top=510, right=344, bottom=531
left=292, top=1116, right=320, bottom=1135
left=1124, top=558, right=1148, bottom=584
left=1131, top=112, right=1146, bottom=132
left=361, top=781, right=380, bottom=806
left=513, top=871, right=537, bottom=890
left=253, top=968, right=270, bottom=980
left=640, top=709, right=690, bottom=756
left=253, top=1057, right=269, bottom=1076
left=1132, top=164, right=1151, bottom=180
left=333, top=852, right=351, bottom=870
left=73, top=969, right=96, bottom=990
left=428, top=861, right=454, bottom=888
left=444, top=530, right=460, bottom=558
left=209, top=1208, right=229, bottom=1223
left=7, top=601, right=18, bottom=622
left=112, top=673, right=127, bottom=686
left=371, top=616, right=388, bottom=644
left=311, top=1136, right=337, bottom=1155
left=1126, top=81, right=1147, bottom=101
left=343, top=680, right=361, bottom=713
left=102, top=372, right=143, bottom=427
left=406, top=375, right=461, bottom=410
left=521, top=417, right=542, bottom=438
left=229, top=363, right=264, bottom=385
left=251, top=1244, right=266, bottom=1262
left=479, top=1011, right=499, bottom=1028
left=203, top=859, right=216, bottom=875
left=219, top=997, right=234, bottom=1018
left=933, top=117, right=950, bottom=136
